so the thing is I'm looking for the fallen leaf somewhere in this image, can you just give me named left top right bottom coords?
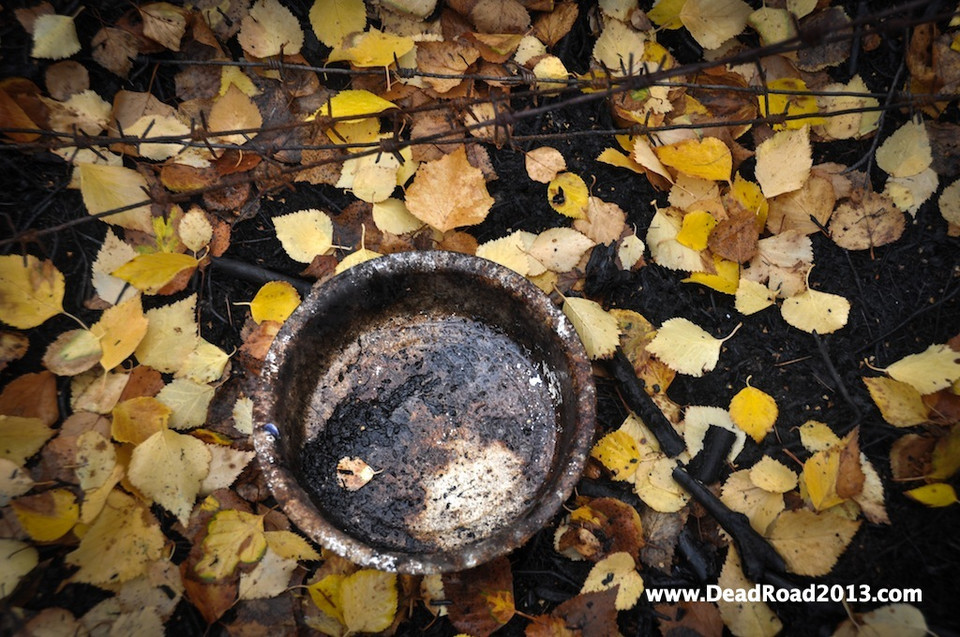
left=372, top=198, right=424, bottom=235
left=767, top=175, right=836, bottom=235
left=765, top=509, right=861, bottom=576
left=647, top=317, right=735, bottom=377
left=0, top=416, right=54, bottom=466
left=238, top=0, right=304, bottom=58
left=329, top=29, right=415, bottom=67
left=336, top=456, right=379, bottom=490
left=195, top=509, right=267, bottom=581
left=755, top=126, right=812, bottom=198
left=528, top=228, right=595, bottom=273
left=829, top=191, right=905, bottom=250
left=112, top=252, right=198, bottom=295
left=91, top=230, right=138, bottom=305
left=405, top=146, right=494, bottom=231
left=335, top=248, right=382, bottom=274
left=675, top=210, right=717, bottom=251
left=618, top=234, right=646, bottom=269
left=758, top=77, right=824, bottom=130
left=716, top=548, right=782, bottom=637
left=580, top=552, right=644, bottom=610
left=750, top=456, right=798, bottom=493
left=634, top=455, right=689, bottom=512
left=78, top=164, right=154, bottom=233
left=238, top=548, right=298, bottom=600
left=265, top=530, right=320, bottom=561
left=91, top=294, right=149, bottom=370
left=43, top=329, right=101, bottom=376
left=683, top=256, right=740, bottom=294
left=527, top=589, right=618, bottom=636
left=563, top=296, right=621, bottom=360
left=274, top=209, right=334, bottom=264
left=199, top=445, right=256, bottom=496
left=939, top=178, right=960, bottom=231
left=876, top=118, right=932, bottom=178
left=735, top=278, right=776, bottom=315
left=249, top=281, right=301, bottom=325
left=720, top=469, right=784, bottom=534
left=309, top=569, right=398, bottom=634
left=468, top=0, right=530, bottom=33
left=863, top=377, right=930, bottom=427
left=525, top=147, right=566, bottom=183
left=309, top=0, right=366, bottom=48
left=0, top=539, right=38, bottom=598
left=547, top=172, right=590, bottom=219
left=140, top=2, right=187, bottom=51
left=781, top=286, right=850, bottom=334
left=128, top=428, right=211, bottom=524
left=646, top=208, right=704, bottom=272
left=833, top=604, right=928, bottom=637
left=66, top=489, right=165, bottom=584
left=0, top=331, right=29, bottom=373
left=0, top=458, right=34, bottom=505
left=680, top=0, right=752, bottom=50
left=476, top=230, right=538, bottom=276
left=655, top=137, right=732, bottom=182
left=591, top=430, right=640, bottom=481
left=156, top=379, right=215, bottom=430
left=11, top=488, right=78, bottom=542
left=0, top=255, right=64, bottom=329
left=884, top=343, right=960, bottom=394
left=208, top=85, right=263, bottom=146
left=729, top=386, right=778, bottom=442
left=592, top=18, right=646, bottom=76
left=533, top=2, right=579, bottom=46
left=31, top=14, right=80, bottom=60
left=904, top=482, right=958, bottom=507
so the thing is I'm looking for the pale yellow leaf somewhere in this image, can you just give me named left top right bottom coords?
left=200, top=444, right=255, bottom=496
left=328, top=28, right=415, bottom=67
left=618, top=234, right=645, bottom=269
left=274, top=209, right=334, bottom=263
left=755, top=126, right=812, bottom=198
left=155, top=378, right=215, bottom=430
left=631, top=138, right=674, bottom=182
left=862, top=377, right=929, bottom=427
left=335, top=249, right=383, bottom=274
left=405, top=146, right=494, bottom=231
left=140, top=3, right=187, bottom=51
left=646, top=208, right=703, bottom=272
left=91, top=230, right=138, bottom=305
left=309, top=0, right=366, bottom=48
left=111, top=396, right=170, bottom=445
left=209, top=85, right=263, bottom=146
left=765, top=509, right=861, bottom=576
left=749, top=456, right=798, bottom=493
left=592, top=18, right=645, bottom=76
left=798, top=420, right=841, bottom=454
left=43, top=328, right=101, bottom=377
left=179, top=207, right=213, bottom=253
left=855, top=454, right=889, bottom=525
left=476, top=231, right=538, bottom=277
left=0, top=415, right=54, bottom=465
left=525, top=147, right=567, bottom=184
left=239, top=547, right=298, bottom=600
left=233, top=395, right=254, bottom=436
left=112, top=252, right=198, bottom=295
left=720, top=469, right=784, bottom=534
left=177, top=338, right=230, bottom=384
left=75, top=431, right=117, bottom=491
left=78, top=164, right=154, bottom=233
left=264, top=530, right=321, bottom=561
left=562, top=296, right=621, bottom=360
left=128, top=429, right=211, bottom=525
left=341, top=570, right=399, bottom=633
left=238, top=0, right=304, bottom=58
left=780, top=288, right=850, bottom=334
left=337, top=151, right=400, bottom=203
left=885, top=167, right=938, bottom=216
left=683, top=406, right=746, bottom=462
left=939, top=178, right=960, bottom=228
left=591, top=429, right=640, bottom=481
left=372, top=198, right=424, bottom=235
left=875, top=119, right=932, bottom=178
left=70, top=370, right=129, bottom=414
left=528, top=228, right=595, bottom=273
left=0, top=539, right=38, bottom=599
left=716, top=548, right=782, bottom=637
left=884, top=343, right=960, bottom=395
left=0, top=255, right=65, bottom=329
left=679, top=0, right=752, bottom=50
left=0, top=458, right=34, bottom=505
left=833, top=604, right=928, bottom=637
left=124, top=114, right=190, bottom=160
left=32, top=14, right=80, bottom=60
left=580, top=552, right=644, bottom=610
left=66, top=489, right=164, bottom=584
left=195, top=509, right=267, bottom=580
left=634, top=455, right=689, bottom=512
left=647, top=317, right=729, bottom=377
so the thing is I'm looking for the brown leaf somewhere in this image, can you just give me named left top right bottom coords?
left=45, top=61, right=89, bottom=101
left=118, top=365, right=165, bottom=401
left=708, top=207, right=759, bottom=263
left=766, top=175, right=836, bottom=235
left=889, top=433, right=934, bottom=481
left=91, top=27, right=140, bottom=78
left=0, top=371, right=58, bottom=426
left=928, top=121, right=960, bottom=178
left=640, top=507, right=688, bottom=570
left=836, top=428, right=866, bottom=500
left=181, top=560, right=239, bottom=624
left=468, top=0, right=530, bottom=33
left=0, top=331, right=29, bottom=373
left=829, top=190, right=905, bottom=250
left=533, top=2, right=579, bottom=46
left=527, top=589, right=619, bottom=637
left=405, top=145, right=494, bottom=232
left=416, top=41, right=480, bottom=93
left=443, top=556, right=515, bottom=637
left=795, top=7, right=852, bottom=71
left=656, top=600, right=724, bottom=637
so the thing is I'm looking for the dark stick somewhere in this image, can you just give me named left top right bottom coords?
left=671, top=465, right=786, bottom=583
left=608, top=348, right=686, bottom=457
left=812, top=332, right=862, bottom=431
left=209, top=256, right=314, bottom=296
left=687, top=425, right=736, bottom=484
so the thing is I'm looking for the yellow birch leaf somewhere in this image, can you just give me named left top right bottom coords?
left=315, top=89, right=397, bottom=122
left=250, top=281, right=301, bottom=325
left=195, top=509, right=267, bottom=581
left=750, top=456, right=798, bottom=493
left=654, top=137, right=732, bottom=182
left=875, top=119, right=932, bottom=178
left=862, top=377, right=930, bottom=427
left=140, top=3, right=187, bottom=51
left=647, top=317, right=732, bottom=377
left=0, top=255, right=64, bottom=329
left=618, top=234, right=645, bottom=269
left=239, top=547, right=298, bottom=600
left=334, top=248, right=382, bottom=275
left=75, top=431, right=117, bottom=491
left=680, top=0, right=752, bottom=50
left=748, top=7, right=796, bottom=47
left=341, top=570, right=398, bottom=633
left=476, top=231, right=538, bottom=277
left=547, top=172, right=590, bottom=219
left=328, top=29, right=415, bottom=67
left=11, top=488, right=78, bottom=542
left=177, top=338, right=229, bottom=384
left=0, top=539, right=38, bottom=598
left=526, top=147, right=567, bottom=183
left=405, top=146, right=494, bottom=231
left=632, top=138, right=674, bottom=182
left=112, top=252, right=198, bottom=294
left=92, top=230, right=138, bottom=306
left=675, top=210, right=717, bottom=250
left=155, top=378, right=215, bottom=430
left=716, top=548, right=782, bottom=637
left=684, top=257, right=740, bottom=294
left=646, top=208, right=703, bottom=272
left=735, top=278, right=776, bottom=315
left=43, top=329, right=101, bottom=376
left=309, top=573, right=346, bottom=622
left=32, top=14, right=81, bottom=60
left=930, top=426, right=960, bottom=481
left=731, top=173, right=769, bottom=227
left=648, top=0, right=686, bottom=29
left=218, top=66, right=259, bottom=97
left=78, top=164, right=154, bottom=234
left=729, top=386, right=778, bottom=442
left=233, top=396, right=254, bottom=436
left=802, top=442, right=849, bottom=511
left=66, top=489, right=164, bottom=585
left=904, top=483, right=957, bottom=507
left=0, top=458, right=33, bottom=505
left=372, top=198, right=424, bottom=235
left=528, top=228, right=595, bottom=273
left=765, top=509, right=861, bottom=576
left=238, top=0, right=304, bottom=58
left=780, top=288, right=850, bottom=334
left=125, top=114, right=190, bottom=161
left=591, top=430, right=640, bottom=481
left=90, top=294, right=149, bottom=370
left=580, top=552, right=644, bottom=610
left=884, top=343, right=960, bottom=395
left=684, top=406, right=746, bottom=461
left=128, top=428, right=211, bottom=525
left=562, top=296, right=621, bottom=360
left=264, top=530, right=321, bottom=561
left=720, top=469, right=784, bottom=534
left=112, top=397, right=171, bottom=445
left=758, top=78, right=825, bottom=130
left=634, top=455, right=689, bottom=512
left=755, top=127, right=812, bottom=198
left=798, top=420, right=840, bottom=454
left=0, top=415, right=54, bottom=465
left=208, top=84, right=263, bottom=145
left=136, top=295, right=198, bottom=374
left=597, top=147, right=644, bottom=174
left=309, top=0, right=366, bottom=48
left=833, top=604, right=928, bottom=637
left=274, top=209, right=334, bottom=263
left=199, top=445, right=255, bottom=496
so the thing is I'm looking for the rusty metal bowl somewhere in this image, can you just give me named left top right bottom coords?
left=252, top=250, right=595, bottom=574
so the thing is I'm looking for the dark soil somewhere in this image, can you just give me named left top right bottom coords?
left=1, top=1, right=959, bottom=636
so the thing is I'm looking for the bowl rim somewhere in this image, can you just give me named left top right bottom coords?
left=252, top=249, right=596, bottom=574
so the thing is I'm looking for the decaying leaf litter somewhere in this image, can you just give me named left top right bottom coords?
left=0, top=0, right=959, bottom=635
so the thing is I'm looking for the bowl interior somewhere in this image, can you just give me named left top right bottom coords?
left=253, top=251, right=594, bottom=573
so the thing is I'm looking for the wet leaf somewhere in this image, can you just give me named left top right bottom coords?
left=336, top=456, right=378, bottom=490
left=0, top=255, right=64, bottom=329
left=591, top=430, right=640, bottom=481
left=11, top=488, right=78, bottom=542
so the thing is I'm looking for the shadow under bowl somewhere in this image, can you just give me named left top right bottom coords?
left=252, top=250, right=595, bottom=574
